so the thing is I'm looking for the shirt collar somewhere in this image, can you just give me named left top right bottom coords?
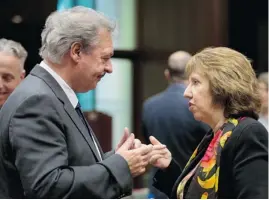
left=39, top=61, right=78, bottom=108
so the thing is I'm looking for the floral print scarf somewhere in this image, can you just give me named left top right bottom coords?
left=177, top=118, right=242, bottom=199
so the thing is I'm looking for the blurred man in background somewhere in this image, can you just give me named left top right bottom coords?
left=258, top=72, right=268, bottom=130
left=0, top=38, right=27, bottom=109
left=142, top=50, right=210, bottom=198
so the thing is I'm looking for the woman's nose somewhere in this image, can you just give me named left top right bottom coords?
left=183, top=85, right=192, bottom=99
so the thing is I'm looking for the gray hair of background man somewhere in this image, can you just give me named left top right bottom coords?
left=39, top=6, right=115, bottom=64
left=167, top=51, right=192, bottom=82
left=0, top=38, right=27, bottom=71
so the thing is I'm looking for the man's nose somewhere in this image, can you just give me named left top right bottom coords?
left=105, top=61, right=113, bottom=74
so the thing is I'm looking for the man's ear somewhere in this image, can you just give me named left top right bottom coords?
left=164, top=68, right=170, bottom=81
left=20, top=70, right=25, bottom=80
left=70, top=42, right=82, bottom=63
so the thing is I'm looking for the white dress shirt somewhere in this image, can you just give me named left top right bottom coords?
left=39, top=61, right=102, bottom=160
left=40, top=61, right=78, bottom=108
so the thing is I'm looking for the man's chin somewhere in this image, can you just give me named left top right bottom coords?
left=0, top=102, right=4, bottom=108
left=0, top=98, right=7, bottom=107
left=75, top=86, right=96, bottom=93
left=97, top=77, right=102, bottom=82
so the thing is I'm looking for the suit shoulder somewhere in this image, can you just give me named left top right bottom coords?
left=143, top=90, right=188, bottom=111
left=1, top=76, right=57, bottom=116
left=235, top=117, right=267, bottom=136
left=13, top=74, right=55, bottom=98
left=228, top=117, right=268, bottom=147
left=18, top=74, right=52, bottom=94
left=143, top=92, right=165, bottom=107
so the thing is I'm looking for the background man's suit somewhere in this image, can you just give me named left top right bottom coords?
left=0, top=65, right=132, bottom=198
left=142, top=83, right=209, bottom=198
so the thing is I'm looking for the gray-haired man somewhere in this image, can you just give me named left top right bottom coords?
left=0, top=6, right=155, bottom=199
left=0, top=38, right=27, bottom=108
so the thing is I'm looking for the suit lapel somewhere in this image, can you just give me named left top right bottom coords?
left=30, top=65, right=101, bottom=162
left=84, top=121, right=104, bottom=158
left=63, top=103, right=102, bottom=161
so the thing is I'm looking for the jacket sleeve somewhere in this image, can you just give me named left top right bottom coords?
left=232, top=122, right=268, bottom=198
left=103, top=150, right=115, bottom=159
left=9, top=94, right=132, bottom=198
left=152, top=159, right=182, bottom=197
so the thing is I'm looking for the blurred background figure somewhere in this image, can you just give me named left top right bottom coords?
left=0, top=38, right=27, bottom=109
left=142, top=50, right=210, bottom=198
left=258, top=72, right=268, bottom=130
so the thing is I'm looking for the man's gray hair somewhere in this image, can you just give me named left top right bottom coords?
left=39, top=6, right=115, bottom=64
left=0, top=38, right=28, bottom=70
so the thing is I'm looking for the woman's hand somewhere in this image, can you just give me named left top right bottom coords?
left=149, top=136, right=172, bottom=169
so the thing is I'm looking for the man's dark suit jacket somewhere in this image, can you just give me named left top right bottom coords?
left=142, top=83, right=209, bottom=198
left=0, top=65, right=132, bottom=198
